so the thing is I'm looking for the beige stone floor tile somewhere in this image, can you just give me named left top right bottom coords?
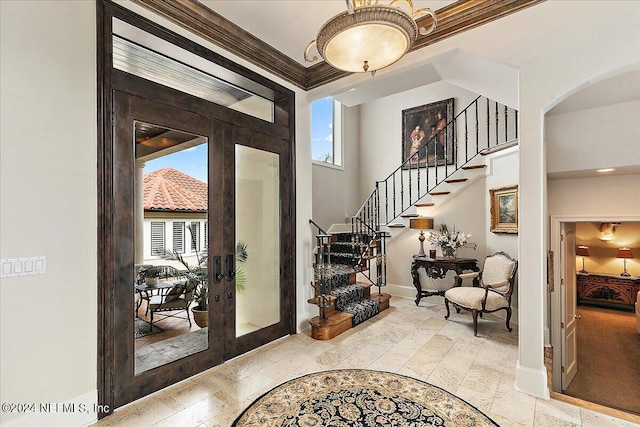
left=580, top=408, right=640, bottom=427
left=534, top=398, right=582, bottom=425
left=368, top=350, right=413, bottom=371
left=454, top=385, right=495, bottom=413
left=488, top=411, right=530, bottom=427
left=460, top=364, right=503, bottom=396
left=490, top=372, right=537, bottom=426
left=153, top=394, right=229, bottom=427
left=94, top=296, right=637, bottom=427
left=533, top=410, right=580, bottom=427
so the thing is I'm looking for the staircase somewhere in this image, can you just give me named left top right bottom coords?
left=309, top=95, right=518, bottom=340
left=307, top=229, right=391, bottom=340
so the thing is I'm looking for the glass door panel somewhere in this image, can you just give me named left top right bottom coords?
left=133, top=121, right=209, bottom=374
left=235, top=145, right=281, bottom=337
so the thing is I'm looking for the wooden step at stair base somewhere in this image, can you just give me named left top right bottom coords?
left=310, top=312, right=353, bottom=340
left=369, top=293, right=392, bottom=311
left=480, top=140, right=518, bottom=155
left=415, top=202, right=434, bottom=207
left=429, top=191, right=450, bottom=196
left=445, top=178, right=468, bottom=184
left=462, top=164, right=486, bottom=170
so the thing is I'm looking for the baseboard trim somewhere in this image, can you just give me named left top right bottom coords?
left=515, top=361, right=550, bottom=399
left=384, top=283, right=417, bottom=300
left=1, top=390, right=98, bottom=427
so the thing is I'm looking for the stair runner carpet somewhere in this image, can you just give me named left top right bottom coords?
left=321, top=233, right=380, bottom=327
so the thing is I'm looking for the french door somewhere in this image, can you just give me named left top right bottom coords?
left=107, top=87, right=294, bottom=410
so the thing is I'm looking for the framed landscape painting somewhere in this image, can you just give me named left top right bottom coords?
left=490, top=185, right=518, bottom=234
left=401, top=98, right=454, bottom=169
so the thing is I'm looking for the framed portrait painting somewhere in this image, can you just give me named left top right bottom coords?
left=401, top=98, right=454, bottom=169
left=490, top=185, right=518, bottom=234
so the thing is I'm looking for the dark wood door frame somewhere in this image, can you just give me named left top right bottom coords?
left=97, top=0, right=296, bottom=418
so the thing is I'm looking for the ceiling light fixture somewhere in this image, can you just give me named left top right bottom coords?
left=597, top=168, right=615, bottom=173
left=304, top=0, right=437, bottom=75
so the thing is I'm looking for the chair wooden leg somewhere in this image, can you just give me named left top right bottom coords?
left=505, top=307, right=513, bottom=332
left=472, top=310, right=478, bottom=336
left=149, top=312, right=153, bottom=331
left=444, top=298, right=451, bottom=320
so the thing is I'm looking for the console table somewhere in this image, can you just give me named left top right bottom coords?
left=411, top=256, right=479, bottom=306
left=576, top=273, right=640, bottom=311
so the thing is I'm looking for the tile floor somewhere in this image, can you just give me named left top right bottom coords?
left=96, top=297, right=640, bottom=427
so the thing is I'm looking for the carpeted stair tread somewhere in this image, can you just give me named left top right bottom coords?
left=340, top=299, right=380, bottom=326
left=310, top=229, right=391, bottom=339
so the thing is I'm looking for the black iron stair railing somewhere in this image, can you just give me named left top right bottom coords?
left=351, top=95, right=519, bottom=290
left=310, top=95, right=518, bottom=322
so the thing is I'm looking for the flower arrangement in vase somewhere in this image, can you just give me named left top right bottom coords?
left=427, top=223, right=476, bottom=258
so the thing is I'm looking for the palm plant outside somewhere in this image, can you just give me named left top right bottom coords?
left=162, top=225, right=248, bottom=310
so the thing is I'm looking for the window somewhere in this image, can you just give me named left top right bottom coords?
left=173, top=222, right=185, bottom=253
left=311, top=97, right=342, bottom=167
left=151, top=222, right=165, bottom=256
left=190, top=222, right=200, bottom=252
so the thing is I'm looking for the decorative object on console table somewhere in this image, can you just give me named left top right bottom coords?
left=427, top=223, right=476, bottom=259
left=409, top=217, right=434, bottom=257
left=411, top=256, right=479, bottom=305
left=576, top=273, right=640, bottom=311
left=617, top=247, right=634, bottom=277
left=489, top=185, right=518, bottom=234
left=576, top=245, right=590, bottom=275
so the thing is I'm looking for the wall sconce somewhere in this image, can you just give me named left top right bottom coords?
left=599, top=222, right=620, bottom=241
left=409, top=217, right=434, bottom=257
left=576, top=245, right=590, bottom=274
left=616, top=247, right=634, bottom=277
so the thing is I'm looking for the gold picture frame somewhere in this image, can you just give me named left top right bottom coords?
left=489, top=185, right=518, bottom=234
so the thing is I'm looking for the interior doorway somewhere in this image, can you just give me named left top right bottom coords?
left=550, top=215, right=640, bottom=416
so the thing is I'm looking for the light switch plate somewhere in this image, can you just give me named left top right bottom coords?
left=0, top=257, right=47, bottom=278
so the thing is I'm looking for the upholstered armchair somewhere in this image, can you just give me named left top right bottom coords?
left=444, top=251, right=518, bottom=336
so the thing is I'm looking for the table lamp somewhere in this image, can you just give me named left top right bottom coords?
left=409, top=217, right=434, bottom=257
left=616, top=247, right=634, bottom=277
left=576, top=245, right=590, bottom=274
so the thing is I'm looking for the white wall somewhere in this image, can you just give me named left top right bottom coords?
left=548, top=174, right=640, bottom=217
left=0, top=1, right=98, bottom=426
left=312, top=104, right=361, bottom=230
left=359, top=81, right=480, bottom=202
left=546, top=100, right=640, bottom=174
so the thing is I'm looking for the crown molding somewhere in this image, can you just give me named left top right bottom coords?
left=133, top=0, right=545, bottom=91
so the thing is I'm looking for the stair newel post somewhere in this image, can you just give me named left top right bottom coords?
left=315, top=233, right=333, bottom=321
left=375, top=230, right=387, bottom=297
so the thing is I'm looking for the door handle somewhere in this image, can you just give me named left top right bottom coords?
left=213, top=256, right=223, bottom=283
left=225, top=254, right=236, bottom=282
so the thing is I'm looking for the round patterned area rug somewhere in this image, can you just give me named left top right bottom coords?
left=232, top=369, right=499, bottom=426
